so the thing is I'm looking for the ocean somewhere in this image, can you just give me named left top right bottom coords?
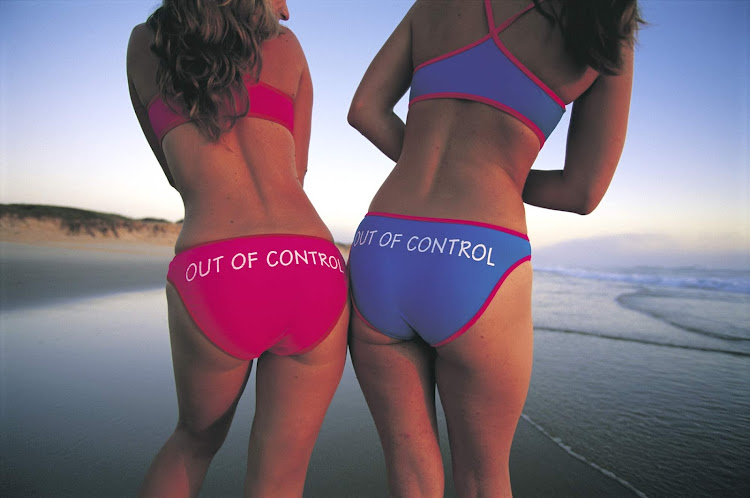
left=526, top=265, right=750, bottom=497
left=1, top=263, right=748, bottom=496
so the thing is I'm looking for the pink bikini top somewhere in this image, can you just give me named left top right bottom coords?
left=147, top=76, right=294, bottom=143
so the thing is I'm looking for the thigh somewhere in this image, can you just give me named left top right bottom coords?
left=350, top=313, right=439, bottom=440
left=248, top=302, right=350, bottom=467
left=435, top=262, right=534, bottom=478
left=166, top=282, right=252, bottom=432
left=349, top=312, right=444, bottom=493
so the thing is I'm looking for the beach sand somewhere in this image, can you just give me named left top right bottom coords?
left=1, top=231, right=638, bottom=496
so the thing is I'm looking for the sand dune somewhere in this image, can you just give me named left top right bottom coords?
left=0, top=204, right=350, bottom=259
left=0, top=204, right=180, bottom=251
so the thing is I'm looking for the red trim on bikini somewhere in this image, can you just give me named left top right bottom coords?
left=366, top=212, right=529, bottom=241
left=485, top=0, right=565, bottom=108
left=433, top=255, right=532, bottom=347
left=409, top=92, right=546, bottom=147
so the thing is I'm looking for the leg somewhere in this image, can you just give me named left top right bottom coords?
left=349, top=312, right=444, bottom=498
left=243, top=304, right=350, bottom=497
left=139, top=283, right=252, bottom=498
left=436, top=262, right=534, bottom=498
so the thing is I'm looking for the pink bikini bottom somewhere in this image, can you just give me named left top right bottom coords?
left=167, top=234, right=347, bottom=360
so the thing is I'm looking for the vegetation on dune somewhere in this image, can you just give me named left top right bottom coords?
left=0, top=204, right=350, bottom=248
left=0, top=204, right=178, bottom=238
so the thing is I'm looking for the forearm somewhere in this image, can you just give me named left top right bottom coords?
left=348, top=105, right=405, bottom=163
left=296, top=166, right=306, bottom=188
left=522, top=169, right=598, bottom=215
left=528, top=47, right=633, bottom=216
left=347, top=7, right=413, bottom=163
left=128, top=78, right=176, bottom=188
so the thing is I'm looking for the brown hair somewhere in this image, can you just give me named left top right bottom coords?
left=147, top=0, right=280, bottom=140
left=535, top=0, right=645, bottom=75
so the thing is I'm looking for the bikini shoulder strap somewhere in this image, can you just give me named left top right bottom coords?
left=485, top=0, right=544, bottom=34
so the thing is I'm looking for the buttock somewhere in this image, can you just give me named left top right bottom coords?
left=167, top=234, right=348, bottom=360
left=348, top=212, right=531, bottom=346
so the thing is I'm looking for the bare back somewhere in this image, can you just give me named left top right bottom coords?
left=366, top=0, right=602, bottom=232
left=127, top=24, right=329, bottom=253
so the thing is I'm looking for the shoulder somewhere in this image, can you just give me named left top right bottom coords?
left=127, top=23, right=153, bottom=66
left=407, top=1, right=427, bottom=19
left=127, top=22, right=159, bottom=104
left=262, top=25, right=309, bottom=74
left=268, top=26, right=306, bottom=61
left=277, top=26, right=302, bottom=47
left=128, top=23, right=152, bottom=49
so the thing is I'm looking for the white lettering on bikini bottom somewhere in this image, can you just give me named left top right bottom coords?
left=353, top=229, right=497, bottom=267
left=184, top=248, right=344, bottom=282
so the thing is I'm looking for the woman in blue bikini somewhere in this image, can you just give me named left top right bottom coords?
left=347, top=1, right=643, bottom=495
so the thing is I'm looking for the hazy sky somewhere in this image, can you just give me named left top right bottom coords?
left=1, top=0, right=748, bottom=256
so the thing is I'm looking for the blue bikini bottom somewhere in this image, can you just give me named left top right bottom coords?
left=348, top=212, right=531, bottom=346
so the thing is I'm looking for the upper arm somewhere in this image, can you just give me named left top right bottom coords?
left=126, top=25, right=175, bottom=187
left=561, top=44, right=635, bottom=211
left=349, top=5, right=415, bottom=121
left=293, top=57, right=312, bottom=186
left=276, top=28, right=313, bottom=186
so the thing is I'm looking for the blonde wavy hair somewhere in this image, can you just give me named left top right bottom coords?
left=148, top=0, right=281, bottom=140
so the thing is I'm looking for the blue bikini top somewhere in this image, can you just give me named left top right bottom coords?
left=409, top=0, right=566, bottom=147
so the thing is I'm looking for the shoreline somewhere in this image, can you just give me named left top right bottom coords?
left=1, top=241, right=640, bottom=497
left=0, top=241, right=173, bottom=311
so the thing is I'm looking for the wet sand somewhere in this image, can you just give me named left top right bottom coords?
left=0, top=240, right=638, bottom=497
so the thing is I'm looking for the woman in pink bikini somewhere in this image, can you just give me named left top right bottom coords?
left=127, top=0, right=349, bottom=495
left=348, top=0, right=642, bottom=495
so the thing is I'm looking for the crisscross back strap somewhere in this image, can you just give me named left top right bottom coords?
left=484, top=0, right=544, bottom=34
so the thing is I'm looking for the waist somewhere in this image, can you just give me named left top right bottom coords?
left=369, top=159, right=528, bottom=235
left=176, top=197, right=331, bottom=254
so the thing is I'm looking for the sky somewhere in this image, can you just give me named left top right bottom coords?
left=0, top=0, right=748, bottom=265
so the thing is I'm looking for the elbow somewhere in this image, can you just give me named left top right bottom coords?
left=348, top=95, right=384, bottom=136
left=347, top=97, right=367, bottom=132
left=564, top=174, right=608, bottom=215
left=573, top=192, right=603, bottom=215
